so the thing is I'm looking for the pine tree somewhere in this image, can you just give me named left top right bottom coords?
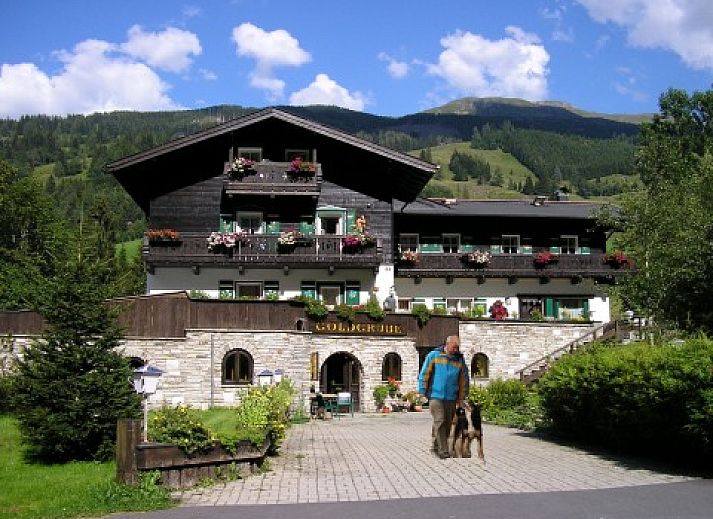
left=13, top=260, right=141, bottom=462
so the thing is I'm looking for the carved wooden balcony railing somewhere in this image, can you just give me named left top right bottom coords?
left=395, top=252, right=630, bottom=279
left=222, top=161, right=321, bottom=196
left=143, top=232, right=380, bottom=268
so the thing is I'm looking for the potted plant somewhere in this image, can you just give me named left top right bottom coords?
left=145, top=228, right=181, bottom=244
left=228, top=156, right=255, bottom=178
left=399, top=250, right=419, bottom=265
left=373, top=385, right=389, bottom=411
left=386, top=377, right=401, bottom=398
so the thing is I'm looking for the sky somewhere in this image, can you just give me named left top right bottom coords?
left=1, top=0, right=712, bottom=119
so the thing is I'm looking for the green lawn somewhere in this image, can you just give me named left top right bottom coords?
left=0, top=415, right=173, bottom=519
left=115, top=239, right=142, bottom=261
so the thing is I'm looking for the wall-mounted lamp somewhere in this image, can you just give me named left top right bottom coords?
left=328, top=265, right=335, bottom=275
left=446, top=275, right=454, bottom=285
left=283, top=265, right=289, bottom=275
left=414, top=276, right=422, bottom=285
left=238, top=265, right=245, bottom=275
left=192, top=265, right=200, bottom=275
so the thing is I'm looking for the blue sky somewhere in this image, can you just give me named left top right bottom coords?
left=1, top=0, right=712, bottom=119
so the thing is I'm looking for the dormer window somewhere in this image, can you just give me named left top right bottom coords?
left=502, top=235, right=520, bottom=254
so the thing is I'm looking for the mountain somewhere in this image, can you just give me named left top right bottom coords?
left=423, top=97, right=652, bottom=125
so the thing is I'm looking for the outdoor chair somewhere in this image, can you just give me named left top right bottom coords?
left=335, top=391, right=354, bottom=418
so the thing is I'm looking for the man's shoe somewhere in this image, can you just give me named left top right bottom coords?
left=437, top=452, right=450, bottom=459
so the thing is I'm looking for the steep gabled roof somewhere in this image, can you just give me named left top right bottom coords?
left=107, top=107, right=435, bottom=173
left=107, top=108, right=437, bottom=208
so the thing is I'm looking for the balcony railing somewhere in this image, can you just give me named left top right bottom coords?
left=223, top=161, right=321, bottom=195
left=396, top=252, right=629, bottom=278
left=144, top=232, right=380, bottom=267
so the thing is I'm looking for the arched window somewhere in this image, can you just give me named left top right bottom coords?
left=223, top=349, right=254, bottom=385
left=471, top=353, right=489, bottom=379
left=382, top=352, right=402, bottom=381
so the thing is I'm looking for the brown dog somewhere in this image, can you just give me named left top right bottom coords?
left=449, top=402, right=485, bottom=462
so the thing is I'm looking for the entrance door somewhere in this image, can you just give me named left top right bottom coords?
left=321, top=352, right=361, bottom=410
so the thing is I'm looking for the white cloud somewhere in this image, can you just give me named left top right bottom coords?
left=427, top=26, right=550, bottom=100
left=0, top=38, right=180, bottom=118
left=232, top=22, right=311, bottom=100
left=182, top=5, right=201, bottom=18
left=552, top=28, right=574, bottom=42
left=613, top=66, right=648, bottom=102
left=377, top=52, right=409, bottom=79
left=199, top=68, right=217, bottom=81
left=576, top=0, right=713, bottom=71
left=289, top=73, right=366, bottom=111
left=121, top=25, right=201, bottom=73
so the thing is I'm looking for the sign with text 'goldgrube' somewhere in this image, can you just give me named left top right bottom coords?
left=312, top=320, right=406, bottom=336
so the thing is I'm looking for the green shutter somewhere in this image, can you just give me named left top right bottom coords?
left=579, top=246, right=591, bottom=255
left=219, top=215, right=234, bottom=232
left=345, top=288, right=360, bottom=305
left=420, top=243, right=443, bottom=253
left=549, top=246, right=560, bottom=253
left=346, top=210, right=356, bottom=233
left=521, top=245, right=533, bottom=254
left=490, top=244, right=502, bottom=254
left=299, top=221, right=315, bottom=235
left=266, top=221, right=281, bottom=235
left=460, top=244, right=474, bottom=252
left=544, top=298, right=554, bottom=317
left=583, top=299, right=590, bottom=318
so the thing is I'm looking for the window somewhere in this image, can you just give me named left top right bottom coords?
left=502, top=235, right=520, bottom=254
left=382, top=352, right=402, bottom=381
left=471, top=353, right=489, bottom=379
left=319, top=285, right=341, bottom=307
left=442, top=234, right=460, bottom=253
left=321, top=217, right=340, bottom=235
left=236, top=283, right=261, bottom=299
left=301, top=281, right=316, bottom=299
left=263, top=281, right=279, bottom=299
left=236, top=147, right=262, bottom=162
left=557, top=298, right=588, bottom=320
left=399, top=233, right=419, bottom=252
left=433, top=298, right=446, bottom=311
left=397, top=298, right=411, bottom=311
left=560, top=235, right=578, bottom=254
left=223, top=349, right=253, bottom=385
left=447, top=298, right=472, bottom=313
left=237, top=212, right=263, bottom=234
left=219, top=280, right=235, bottom=299
left=285, top=149, right=309, bottom=161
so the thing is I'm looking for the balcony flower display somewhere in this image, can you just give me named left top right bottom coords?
left=226, top=157, right=255, bottom=180
left=288, top=156, right=316, bottom=174
left=277, top=230, right=305, bottom=252
left=399, top=250, right=419, bottom=264
left=207, top=231, right=246, bottom=252
left=341, top=233, right=376, bottom=253
left=533, top=251, right=559, bottom=267
left=603, top=250, right=630, bottom=268
left=231, top=156, right=255, bottom=172
left=145, top=228, right=180, bottom=243
left=463, top=250, right=491, bottom=267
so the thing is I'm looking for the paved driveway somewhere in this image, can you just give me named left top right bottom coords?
left=178, top=411, right=695, bottom=506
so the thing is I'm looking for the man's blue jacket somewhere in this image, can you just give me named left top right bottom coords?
left=418, top=346, right=468, bottom=401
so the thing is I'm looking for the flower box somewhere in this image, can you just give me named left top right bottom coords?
left=207, top=231, right=247, bottom=252
left=533, top=251, right=559, bottom=267
left=463, top=250, right=491, bottom=267
left=603, top=250, right=629, bottom=268
left=146, top=228, right=181, bottom=245
left=399, top=250, right=419, bottom=264
left=342, top=233, right=376, bottom=253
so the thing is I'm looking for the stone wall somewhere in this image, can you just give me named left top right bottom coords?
left=459, top=320, right=595, bottom=381
left=3, top=322, right=597, bottom=413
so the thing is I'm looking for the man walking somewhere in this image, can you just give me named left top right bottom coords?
left=418, top=335, right=467, bottom=458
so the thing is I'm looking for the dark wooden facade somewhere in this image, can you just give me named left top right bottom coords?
left=0, top=293, right=458, bottom=346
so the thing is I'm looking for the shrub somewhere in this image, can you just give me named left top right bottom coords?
left=149, top=405, right=213, bottom=455
left=486, top=378, right=528, bottom=408
left=538, top=337, right=713, bottom=460
left=373, top=385, right=389, bottom=407
left=411, top=304, right=431, bottom=326
left=365, top=296, right=384, bottom=320
left=293, top=296, right=328, bottom=321
left=335, top=304, right=356, bottom=323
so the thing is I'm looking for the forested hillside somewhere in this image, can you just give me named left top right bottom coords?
left=0, top=100, right=642, bottom=242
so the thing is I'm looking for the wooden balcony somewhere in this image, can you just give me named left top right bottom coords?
left=143, top=232, right=381, bottom=269
left=223, top=161, right=321, bottom=196
left=396, top=252, right=630, bottom=280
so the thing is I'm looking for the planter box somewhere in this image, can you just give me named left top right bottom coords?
left=136, top=438, right=270, bottom=488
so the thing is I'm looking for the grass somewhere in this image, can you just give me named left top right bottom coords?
left=115, top=239, right=142, bottom=261
left=199, top=407, right=239, bottom=437
left=0, top=415, right=173, bottom=519
left=411, top=142, right=538, bottom=199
